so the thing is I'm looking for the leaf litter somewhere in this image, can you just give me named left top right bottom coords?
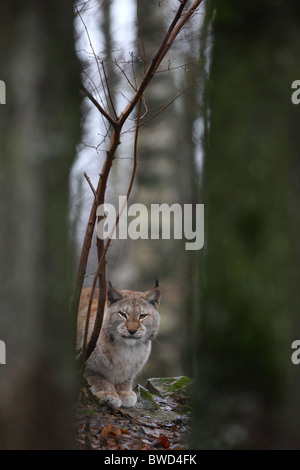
left=75, top=376, right=192, bottom=450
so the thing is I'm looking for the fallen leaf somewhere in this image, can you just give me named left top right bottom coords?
left=153, top=435, right=170, bottom=449
left=121, top=428, right=130, bottom=435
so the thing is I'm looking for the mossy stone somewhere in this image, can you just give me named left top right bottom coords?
left=135, top=384, right=160, bottom=410
left=146, top=376, right=193, bottom=397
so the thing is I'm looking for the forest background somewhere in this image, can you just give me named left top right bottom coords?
left=0, top=0, right=300, bottom=450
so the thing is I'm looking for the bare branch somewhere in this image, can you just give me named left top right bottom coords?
left=156, top=60, right=198, bottom=73
left=77, top=5, right=114, bottom=119
left=81, top=97, right=142, bottom=370
left=84, top=172, right=97, bottom=201
left=137, top=0, right=146, bottom=76
left=82, top=70, right=112, bottom=137
left=80, top=84, right=118, bottom=128
left=130, top=52, right=138, bottom=90
left=78, top=125, right=121, bottom=370
left=139, top=79, right=200, bottom=128
left=119, top=91, right=131, bottom=103
left=114, top=59, right=137, bottom=91
left=101, top=60, right=118, bottom=119
left=118, top=0, right=203, bottom=126
left=72, top=125, right=121, bottom=347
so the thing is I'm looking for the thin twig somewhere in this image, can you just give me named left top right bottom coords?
left=114, top=60, right=137, bottom=91
left=118, top=0, right=202, bottom=126
left=77, top=5, right=113, bottom=126
left=156, top=60, right=198, bottom=73
left=82, top=70, right=111, bottom=136
left=137, top=0, right=146, bottom=76
left=119, top=91, right=131, bottom=103
left=82, top=70, right=99, bottom=101
left=80, top=84, right=118, bottom=128
left=130, top=52, right=137, bottom=90
left=84, top=172, right=97, bottom=201
left=139, top=79, right=200, bottom=128
left=101, top=60, right=118, bottom=119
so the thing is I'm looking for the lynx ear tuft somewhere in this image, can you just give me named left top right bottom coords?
left=107, top=286, right=125, bottom=305
left=155, top=279, right=159, bottom=287
left=142, top=286, right=161, bottom=309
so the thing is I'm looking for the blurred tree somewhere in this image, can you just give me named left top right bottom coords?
left=176, top=53, right=202, bottom=376
left=192, top=0, right=300, bottom=449
left=0, top=1, right=81, bottom=449
left=126, top=0, right=202, bottom=380
left=119, top=0, right=181, bottom=379
left=101, top=0, right=118, bottom=114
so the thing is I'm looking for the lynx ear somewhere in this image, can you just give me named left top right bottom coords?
left=142, top=285, right=161, bottom=309
left=107, top=285, right=125, bottom=305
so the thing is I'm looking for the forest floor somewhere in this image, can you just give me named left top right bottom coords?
left=74, top=377, right=192, bottom=450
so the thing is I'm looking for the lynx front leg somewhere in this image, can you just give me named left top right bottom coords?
left=85, top=371, right=122, bottom=408
left=115, top=379, right=137, bottom=408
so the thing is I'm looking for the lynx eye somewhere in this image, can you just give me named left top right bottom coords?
left=139, top=313, right=148, bottom=320
left=119, top=311, right=127, bottom=319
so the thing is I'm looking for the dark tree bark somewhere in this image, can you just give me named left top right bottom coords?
left=0, top=1, right=81, bottom=449
left=192, top=0, right=300, bottom=449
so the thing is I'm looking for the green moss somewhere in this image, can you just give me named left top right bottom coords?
left=140, top=386, right=155, bottom=401
left=146, top=376, right=193, bottom=397
left=136, top=384, right=160, bottom=410
left=168, top=376, right=193, bottom=392
left=83, top=408, right=99, bottom=416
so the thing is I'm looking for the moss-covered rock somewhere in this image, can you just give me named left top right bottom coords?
left=135, top=384, right=160, bottom=410
left=146, top=376, right=193, bottom=398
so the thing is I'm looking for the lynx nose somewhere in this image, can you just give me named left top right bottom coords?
left=128, top=329, right=137, bottom=336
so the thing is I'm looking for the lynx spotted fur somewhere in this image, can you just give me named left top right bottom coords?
left=77, top=283, right=161, bottom=408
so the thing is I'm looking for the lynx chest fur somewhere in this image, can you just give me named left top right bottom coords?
left=77, top=283, right=161, bottom=408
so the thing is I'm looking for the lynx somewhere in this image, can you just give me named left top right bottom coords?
left=77, top=282, right=161, bottom=408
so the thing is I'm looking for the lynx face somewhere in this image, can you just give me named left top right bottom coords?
left=104, top=287, right=160, bottom=346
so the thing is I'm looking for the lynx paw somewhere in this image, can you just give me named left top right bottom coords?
left=119, top=391, right=137, bottom=408
left=94, top=391, right=122, bottom=408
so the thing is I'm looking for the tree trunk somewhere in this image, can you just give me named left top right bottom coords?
left=0, top=1, right=81, bottom=449
left=192, top=0, right=300, bottom=449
